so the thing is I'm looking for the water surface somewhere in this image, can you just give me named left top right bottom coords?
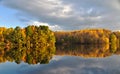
left=0, top=55, right=120, bottom=74
left=0, top=44, right=120, bottom=74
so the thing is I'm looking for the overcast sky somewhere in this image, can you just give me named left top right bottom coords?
left=0, top=0, right=120, bottom=30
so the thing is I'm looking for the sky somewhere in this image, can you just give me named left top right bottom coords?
left=0, top=0, right=120, bottom=31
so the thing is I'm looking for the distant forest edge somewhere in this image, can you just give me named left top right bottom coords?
left=55, top=29, right=120, bottom=53
left=55, top=29, right=120, bottom=45
left=0, top=26, right=120, bottom=46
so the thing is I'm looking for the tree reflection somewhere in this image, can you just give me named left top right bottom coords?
left=0, top=43, right=120, bottom=64
left=56, top=44, right=120, bottom=57
left=0, top=45, right=55, bottom=64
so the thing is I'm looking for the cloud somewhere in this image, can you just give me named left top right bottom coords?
left=29, top=21, right=63, bottom=31
left=1, top=0, right=120, bottom=30
left=18, top=55, right=120, bottom=74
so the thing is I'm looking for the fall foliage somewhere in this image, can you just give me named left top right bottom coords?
left=0, top=26, right=120, bottom=64
left=55, top=29, right=120, bottom=45
left=0, top=25, right=56, bottom=64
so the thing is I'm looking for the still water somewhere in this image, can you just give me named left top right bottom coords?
left=0, top=44, right=120, bottom=74
left=1, top=55, right=120, bottom=74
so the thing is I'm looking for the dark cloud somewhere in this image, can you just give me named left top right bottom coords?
left=1, top=0, right=120, bottom=30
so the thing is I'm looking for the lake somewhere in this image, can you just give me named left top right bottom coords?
left=0, top=44, right=120, bottom=74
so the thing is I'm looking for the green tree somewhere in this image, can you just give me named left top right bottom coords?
left=110, top=33, right=117, bottom=53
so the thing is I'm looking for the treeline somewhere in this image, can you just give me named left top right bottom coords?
left=0, top=25, right=55, bottom=47
left=54, top=29, right=120, bottom=46
left=0, top=25, right=56, bottom=64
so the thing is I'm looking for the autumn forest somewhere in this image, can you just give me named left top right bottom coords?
left=0, top=25, right=120, bottom=64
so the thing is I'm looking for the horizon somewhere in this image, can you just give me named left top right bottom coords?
left=0, top=25, right=120, bottom=32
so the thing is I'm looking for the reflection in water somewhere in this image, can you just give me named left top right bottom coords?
left=0, top=44, right=120, bottom=65
left=56, top=44, right=120, bottom=57
left=0, top=55, right=120, bottom=74
left=0, top=45, right=55, bottom=64
left=0, top=44, right=120, bottom=74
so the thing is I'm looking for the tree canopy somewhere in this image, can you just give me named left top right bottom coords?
left=0, top=25, right=56, bottom=64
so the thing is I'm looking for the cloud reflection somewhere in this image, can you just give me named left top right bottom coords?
left=0, top=55, right=120, bottom=74
left=20, top=55, right=120, bottom=74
